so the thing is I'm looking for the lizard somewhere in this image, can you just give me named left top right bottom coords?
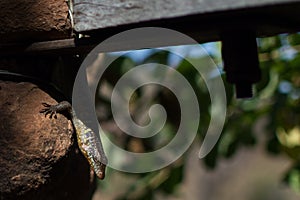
left=40, top=101, right=107, bottom=180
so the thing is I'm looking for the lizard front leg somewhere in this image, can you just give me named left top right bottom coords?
left=40, top=101, right=107, bottom=179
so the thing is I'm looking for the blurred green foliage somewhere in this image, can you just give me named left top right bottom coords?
left=95, top=33, right=300, bottom=199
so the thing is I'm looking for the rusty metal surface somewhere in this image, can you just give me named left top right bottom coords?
left=0, top=0, right=71, bottom=43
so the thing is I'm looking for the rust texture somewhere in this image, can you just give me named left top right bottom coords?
left=0, top=0, right=72, bottom=43
left=0, top=81, right=95, bottom=200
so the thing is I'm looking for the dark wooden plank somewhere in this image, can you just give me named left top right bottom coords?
left=73, top=0, right=300, bottom=32
left=1, top=0, right=300, bottom=55
left=1, top=0, right=300, bottom=56
left=0, top=33, right=198, bottom=56
left=70, top=0, right=300, bottom=49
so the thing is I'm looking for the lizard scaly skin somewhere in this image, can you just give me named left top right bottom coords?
left=40, top=101, right=107, bottom=179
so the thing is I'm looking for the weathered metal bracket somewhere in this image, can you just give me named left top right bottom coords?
left=221, top=30, right=261, bottom=98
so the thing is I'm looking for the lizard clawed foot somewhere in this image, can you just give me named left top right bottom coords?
left=40, top=102, right=58, bottom=119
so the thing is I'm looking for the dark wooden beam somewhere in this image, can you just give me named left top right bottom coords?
left=1, top=1, right=300, bottom=56
left=73, top=0, right=300, bottom=33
